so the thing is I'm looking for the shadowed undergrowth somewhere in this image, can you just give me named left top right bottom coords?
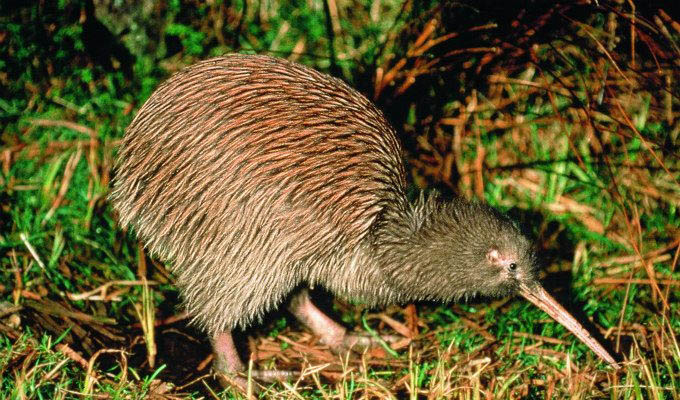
left=1, top=1, right=679, bottom=398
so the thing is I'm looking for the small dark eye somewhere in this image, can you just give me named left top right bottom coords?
left=509, top=263, right=517, bottom=271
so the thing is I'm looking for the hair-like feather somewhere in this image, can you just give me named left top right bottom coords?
left=110, top=54, right=535, bottom=336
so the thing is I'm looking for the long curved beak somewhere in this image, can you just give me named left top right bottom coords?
left=519, top=283, right=619, bottom=369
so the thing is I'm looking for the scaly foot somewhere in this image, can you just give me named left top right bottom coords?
left=211, top=331, right=299, bottom=395
left=287, top=289, right=403, bottom=354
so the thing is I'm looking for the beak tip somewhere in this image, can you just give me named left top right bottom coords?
left=519, top=283, right=619, bottom=369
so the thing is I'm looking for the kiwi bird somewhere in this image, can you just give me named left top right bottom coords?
left=110, top=54, right=618, bottom=385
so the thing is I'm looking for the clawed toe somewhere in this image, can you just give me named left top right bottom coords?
left=248, top=369, right=300, bottom=382
left=214, top=367, right=300, bottom=396
left=336, top=332, right=405, bottom=353
left=212, top=331, right=300, bottom=395
left=213, top=370, right=260, bottom=397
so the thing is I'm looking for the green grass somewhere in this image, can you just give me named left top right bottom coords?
left=1, top=0, right=679, bottom=399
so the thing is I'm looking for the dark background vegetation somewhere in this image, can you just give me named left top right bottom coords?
left=1, top=0, right=679, bottom=398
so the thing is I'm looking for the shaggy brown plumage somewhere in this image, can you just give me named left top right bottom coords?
left=110, top=54, right=617, bottom=384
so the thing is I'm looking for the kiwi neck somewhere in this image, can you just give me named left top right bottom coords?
left=368, top=194, right=479, bottom=302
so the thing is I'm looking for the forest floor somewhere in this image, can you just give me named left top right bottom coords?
left=1, top=1, right=679, bottom=399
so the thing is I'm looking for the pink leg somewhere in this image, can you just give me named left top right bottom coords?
left=212, top=331, right=245, bottom=374
left=287, top=289, right=401, bottom=352
left=211, top=331, right=254, bottom=392
left=211, top=331, right=298, bottom=392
